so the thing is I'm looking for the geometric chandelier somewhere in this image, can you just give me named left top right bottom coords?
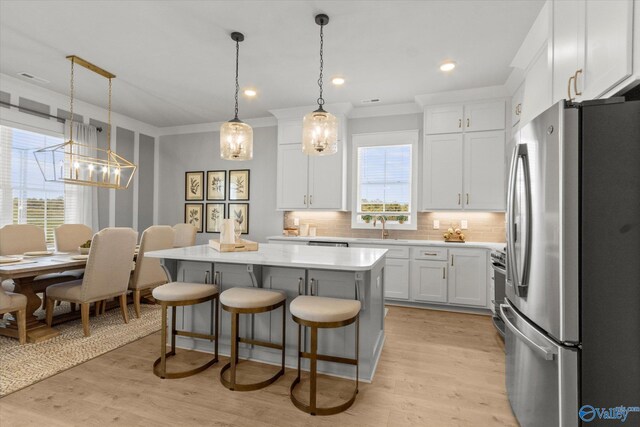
left=34, top=55, right=136, bottom=189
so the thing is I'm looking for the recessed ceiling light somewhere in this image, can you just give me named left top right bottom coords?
left=243, top=89, right=257, bottom=97
left=440, top=62, right=456, bottom=72
left=331, top=77, right=345, bottom=85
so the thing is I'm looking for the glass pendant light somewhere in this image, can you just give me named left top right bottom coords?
left=302, top=14, right=338, bottom=156
left=34, top=56, right=136, bottom=189
left=220, top=32, right=253, bottom=161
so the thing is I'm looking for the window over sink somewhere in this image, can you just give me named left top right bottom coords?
left=351, top=130, right=419, bottom=230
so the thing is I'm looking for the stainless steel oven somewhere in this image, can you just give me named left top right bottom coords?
left=490, top=248, right=506, bottom=337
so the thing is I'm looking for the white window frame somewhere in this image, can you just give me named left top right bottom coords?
left=351, top=129, right=419, bottom=230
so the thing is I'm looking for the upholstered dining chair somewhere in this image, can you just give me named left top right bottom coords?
left=129, top=226, right=174, bottom=318
left=0, top=224, right=47, bottom=255
left=173, top=223, right=197, bottom=247
left=0, top=289, right=27, bottom=344
left=54, top=224, right=93, bottom=252
left=45, top=227, right=138, bottom=337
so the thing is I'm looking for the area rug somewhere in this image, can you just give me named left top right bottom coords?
left=0, top=302, right=161, bottom=396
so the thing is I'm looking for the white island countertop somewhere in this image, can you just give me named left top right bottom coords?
left=267, top=235, right=506, bottom=251
left=145, top=243, right=387, bottom=272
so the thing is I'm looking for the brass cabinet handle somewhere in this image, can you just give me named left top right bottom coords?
left=451, top=255, right=454, bottom=267
left=458, top=118, right=462, bottom=128
left=309, top=195, right=313, bottom=205
left=310, top=278, right=316, bottom=295
left=213, top=271, right=220, bottom=285
left=467, top=118, right=470, bottom=128
left=304, top=195, right=307, bottom=205
left=298, top=277, right=304, bottom=295
left=204, top=271, right=210, bottom=284
left=466, top=193, right=469, bottom=205
left=574, top=69, right=583, bottom=96
left=442, top=267, right=446, bottom=279
left=567, top=75, right=575, bottom=101
left=515, top=104, right=522, bottom=116
left=424, top=252, right=438, bottom=256
left=458, top=193, right=461, bottom=205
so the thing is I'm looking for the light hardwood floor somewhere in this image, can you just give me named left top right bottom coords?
left=0, top=306, right=517, bottom=426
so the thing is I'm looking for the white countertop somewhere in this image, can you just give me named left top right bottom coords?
left=267, top=235, right=506, bottom=251
left=145, top=243, right=387, bottom=272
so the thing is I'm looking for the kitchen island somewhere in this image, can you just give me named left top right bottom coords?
left=145, top=243, right=387, bottom=381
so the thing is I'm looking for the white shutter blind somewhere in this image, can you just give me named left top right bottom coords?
left=0, top=125, right=66, bottom=242
left=357, top=144, right=412, bottom=214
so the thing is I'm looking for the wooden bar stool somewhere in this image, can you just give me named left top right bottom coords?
left=219, top=287, right=286, bottom=391
left=289, top=295, right=361, bottom=416
left=152, top=282, right=220, bottom=379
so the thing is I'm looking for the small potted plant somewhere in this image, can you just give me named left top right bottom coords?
left=361, top=214, right=373, bottom=224
left=78, top=239, right=92, bottom=254
left=397, top=215, right=408, bottom=224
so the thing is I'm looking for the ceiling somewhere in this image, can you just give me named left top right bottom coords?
left=0, top=0, right=545, bottom=127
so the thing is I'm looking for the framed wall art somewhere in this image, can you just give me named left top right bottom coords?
left=205, top=203, right=225, bottom=233
left=228, top=203, right=249, bottom=234
left=185, top=171, right=204, bottom=201
left=184, top=203, right=204, bottom=233
left=229, top=169, right=250, bottom=201
left=206, top=170, right=226, bottom=201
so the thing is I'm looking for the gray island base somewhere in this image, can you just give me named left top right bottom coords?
left=145, top=243, right=387, bottom=382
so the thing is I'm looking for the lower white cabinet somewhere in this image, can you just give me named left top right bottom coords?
left=384, top=259, right=410, bottom=300
left=410, top=260, right=448, bottom=303
left=447, top=249, right=488, bottom=307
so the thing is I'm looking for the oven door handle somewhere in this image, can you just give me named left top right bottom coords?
left=500, top=303, right=556, bottom=361
left=492, top=264, right=506, bottom=275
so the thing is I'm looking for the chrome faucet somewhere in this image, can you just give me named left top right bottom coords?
left=373, top=215, right=389, bottom=240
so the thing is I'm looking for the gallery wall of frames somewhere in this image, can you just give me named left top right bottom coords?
left=184, top=169, right=250, bottom=234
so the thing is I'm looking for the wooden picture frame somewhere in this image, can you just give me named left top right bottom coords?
left=229, top=169, right=250, bottom=201
left=206, top=170, right=226, bottom=201
left=184, top=203, right=204, bottom=233
left=228, top=203, right=249, bottom=234
left=185, top=171, right=204, bottom=201
left=205, top=203, right=225, bottom=233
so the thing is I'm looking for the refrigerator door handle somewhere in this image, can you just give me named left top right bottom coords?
left=500, top=303, right=556, bottom=361
left=506, top=145, right=518, bottom=286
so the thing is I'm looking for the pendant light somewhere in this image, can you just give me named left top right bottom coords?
left=220, top=32, right=253, bottom=161
left=302, top=14, right=338, bottom=156
left=34, top=56, right=136, bottom=189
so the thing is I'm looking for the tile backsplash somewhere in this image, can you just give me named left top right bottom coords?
left=283, top=211, right=506, bottom=243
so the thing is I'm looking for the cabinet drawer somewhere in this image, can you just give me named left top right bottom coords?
left=383, top=246, right=410, bottom=259
left=412, top=247, right=447, bottom=261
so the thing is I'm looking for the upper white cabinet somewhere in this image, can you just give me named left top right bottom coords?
left=521, top=44, right=552, bottom=127
left=464, top=101, right=506, bottom=132
left=424, top=105, right=464, bottom=134
left=276, top=118, right=348, bottom=210
left=422, top=101, right=506, bottom=212
left=425, top=101, right=505, bottom=135
left=553, top=0, right=635, bottom=103
left=463, top=131, right=506, bottom=210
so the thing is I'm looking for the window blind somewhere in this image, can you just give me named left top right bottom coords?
left=0, top=125, right=66, bottom=242
left=357, top=144, right=412, bottom=214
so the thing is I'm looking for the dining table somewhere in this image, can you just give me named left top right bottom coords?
left=0, top=253, right=90, bottom=342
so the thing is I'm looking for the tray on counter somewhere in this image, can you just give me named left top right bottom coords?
left=209, top=239, right=259, bottom=252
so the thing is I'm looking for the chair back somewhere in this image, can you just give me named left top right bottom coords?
left=173, top=223, right=197, bottom=247
left=0, top=224, right=47, bottom=255
left=54, top=224, right=93, bottom=252
left=81, top=228, right=137, bottom=302
left=131, top=226, right=174, bottom=290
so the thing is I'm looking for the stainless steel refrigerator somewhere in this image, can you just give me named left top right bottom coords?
left=502, top=98, right=640, bottom=427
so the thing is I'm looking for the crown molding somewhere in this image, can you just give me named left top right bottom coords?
left=414, top=85, right=510, bottom=107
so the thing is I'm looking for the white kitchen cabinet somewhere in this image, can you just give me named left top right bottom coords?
left=553, top=0, right=634, bottom=102
left=424, top=104, right=464, bottom=134
left=521, top=44, right=552, bottom=126
left=384, top=259, right=410, bottom=300
left=422, top=131, right=505, bottom=212
left=581, top=0, right=634, bottom=100
left=422, top=134, right=464, bottom=210
left=277, top=144, right=309, bottom=209
left=511, top=82, right=525, bottom=128
left=425, top=102, right=505, bottom=135
left=464, top=101, right=506, bottom=132
left=447, top=249, right=487, bottom=307
left=276, top=119, right=347, bottom=210
left=411, top=259, right=448, bottom=303
left=463, top=131, right=506, bottom=210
